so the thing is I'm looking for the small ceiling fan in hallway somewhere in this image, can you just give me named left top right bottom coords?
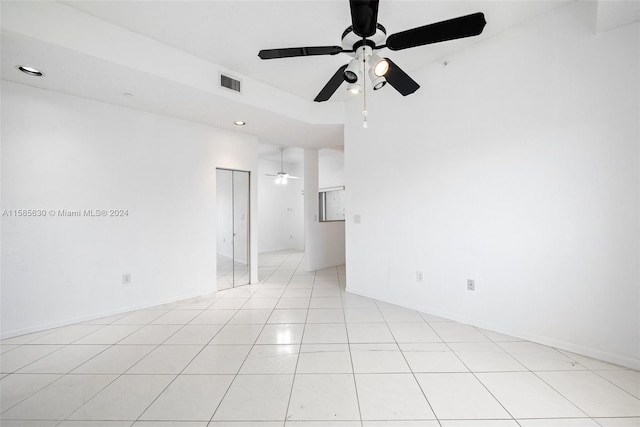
left=258, top=0, right=486, bottom=102
left=266, top=147, right=299, bottom=185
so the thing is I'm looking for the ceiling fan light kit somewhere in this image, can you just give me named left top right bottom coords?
left=258, top=0, right=487, bottom=124
left=368, top=68, right=386, bottom=91
left=274, top=176, right=288, bottom=185
left=347, top=82, right=362, bottom=94
left=369, top=53, right=389, bottom=77
left=344, top=58, right=362, bottom=83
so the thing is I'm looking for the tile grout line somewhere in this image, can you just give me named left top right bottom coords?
left=485, top=330, right=605, bottom=424
left=589, top=369, right=640, bottom=401
left=550, top=347, right=640, bottom=402
left=339, top=265, right=366, bottom=427
left=8, top=319, right=162, bottom=423
left=282, top=253, right=315, bottom=425
left=53, top=268, right=247, bottom=423
left=372, top=298, right=442, bottom=427
left=209, top=250, right=302, bottom=425
left=487, top=336, right=599, bottom=421
left=58, top=300, right=226, bottom=424
left=425, top=320, right=521, bottom=425
left=131, top=296, right=246, bottom=424
left=3, top=321, right=115, bottom=372
left=0, top=322, right=122, bottom=415
left=1, top=305, right=202, bottom=420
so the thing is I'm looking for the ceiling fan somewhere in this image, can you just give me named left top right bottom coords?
left=258, top=0, right=486, bottom=102
left=266, top=147, right=299, bottom=185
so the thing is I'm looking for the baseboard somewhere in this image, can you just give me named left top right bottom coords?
left=258, top=246, right=299, bottom=254
left=306, top=260, right=346, bottom=272
left=345, top=285, right=640, bottom=371
left=0, top=289, right=215, bottom=340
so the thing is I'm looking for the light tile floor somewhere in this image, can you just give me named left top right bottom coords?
left=1, top=250, right=639, bottom=426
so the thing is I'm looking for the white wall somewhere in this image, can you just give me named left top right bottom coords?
left=1, top=81, right=258, bottom=338
left=345, top=2, right=640, bottom=368
left=319, top=151, right=345, bottom=189
left=289, top=161, right=305, bottom=252
left=257, top=158, right=304, bottom=253
left=305, top=149, right=346, bottom=271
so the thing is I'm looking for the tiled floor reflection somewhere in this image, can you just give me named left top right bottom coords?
left=217, top=254, right=249, bottom=291
left=1, top=250, right=638, bottom=426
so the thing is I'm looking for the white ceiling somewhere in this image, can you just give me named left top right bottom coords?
left=596, top=0, right=640, bottom=33
left=7, top=0, right=628, bottom=157
left=258, top=142, right=344, bottom=163
left=60, top=0, right=570, bottom=101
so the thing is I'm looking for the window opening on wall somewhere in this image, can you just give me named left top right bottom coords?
left=319, top=186, right=345, bottom=222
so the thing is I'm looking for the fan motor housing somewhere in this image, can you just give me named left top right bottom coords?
left=341, top=23, right=387, bottom=55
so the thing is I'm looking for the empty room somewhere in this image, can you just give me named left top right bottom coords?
left=1, top=0, right=639, bottom=426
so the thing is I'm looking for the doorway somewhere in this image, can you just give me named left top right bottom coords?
left=216, top=168, right=250, bottom=290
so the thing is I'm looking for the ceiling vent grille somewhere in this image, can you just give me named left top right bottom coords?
left=220, top=74, right=242, bottom=93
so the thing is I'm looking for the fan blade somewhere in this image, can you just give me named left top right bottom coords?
left=386, top=12, right=486, bottom=51
left=384, top=59, right=420, bottom=96
left=350, top=0, right=379, bottom=38
left=285, top=175, right=300, bottom=180
left=258, top=46, right=343, bottom=60
left=314, top=64, right=348, bottom=102
left=265, top=174, right=279, bottom=177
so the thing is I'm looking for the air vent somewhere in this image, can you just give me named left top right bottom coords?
left=220, top=74, right=241, bottom=93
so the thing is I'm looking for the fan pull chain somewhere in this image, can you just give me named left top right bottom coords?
left=362, top=46, right=368, bottom=129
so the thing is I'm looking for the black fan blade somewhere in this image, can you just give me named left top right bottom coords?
left=314, top=65, right=348, bottom=102
left=384, top=59, right=420, bottom=96
left=350, top=0, right=379, bottom=38
left=259, top=46, right=343, bottom=60
left=386, top=12, right=486, bottom=51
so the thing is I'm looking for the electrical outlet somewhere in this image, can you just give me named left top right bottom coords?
left=123, top=274, right=131, bottom=285
left=416, top=271, right=424, bottom=282
left=467, top=279, right=475, bottom=291
left=354, top=215, right=361, bottom=224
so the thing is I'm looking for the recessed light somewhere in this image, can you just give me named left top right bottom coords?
left=16, top=65, right=44, bottom=77
left=234, top=121, right=246, bottom=126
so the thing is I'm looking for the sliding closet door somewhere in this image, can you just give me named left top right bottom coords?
left=232, top=170, right=250, bottom=286
left=216, top=169, right=233, bottom=289
left=216, top=168, right=250, bottom=289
